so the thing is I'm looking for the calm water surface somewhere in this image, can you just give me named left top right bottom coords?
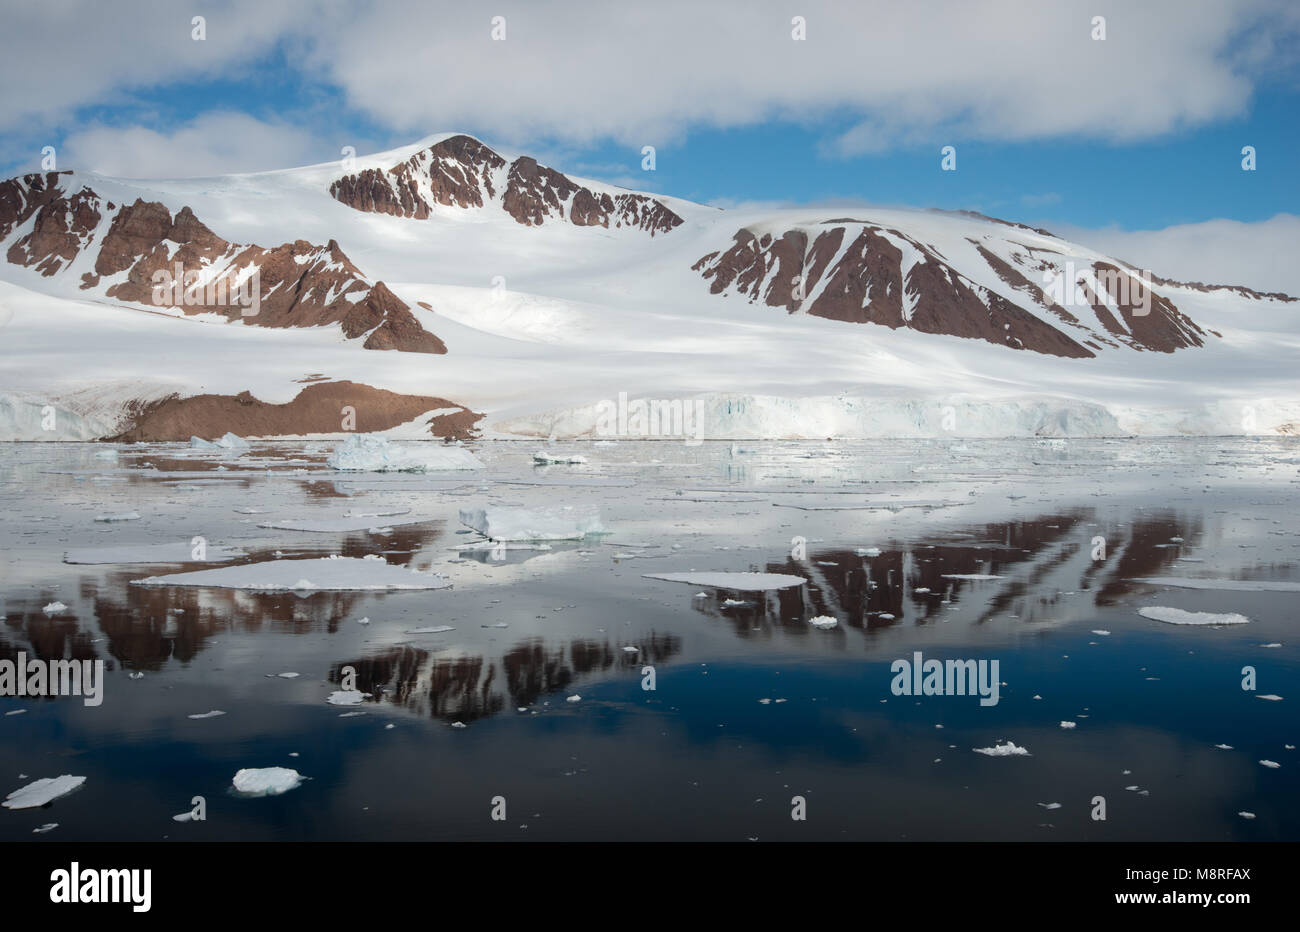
left=0, top=438, right=1295, bottom=841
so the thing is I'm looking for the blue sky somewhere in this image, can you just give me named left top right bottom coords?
left=1, top=0, right=1297, bottom=288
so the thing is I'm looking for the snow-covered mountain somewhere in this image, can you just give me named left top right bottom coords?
left=0, top=132, right=1296, bottom=440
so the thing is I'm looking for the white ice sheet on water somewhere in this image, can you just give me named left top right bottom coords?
left=3, top=775, right=86, bottom=809
left=64, top=541, right=246, bottom=564
left=130, top=555, right=451, bottom=591
left=1139, top=606, right=1250, bottom=626
left=1135, top=576, right=1300, bottom=592
left=644, top=571, right=806, bottom=591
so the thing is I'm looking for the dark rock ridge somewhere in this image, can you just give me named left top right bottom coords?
left=330, top=134, right=683, bottom=236
left=0, top=172, right=445, bottom=354
left=693, top=220, right=1214, bottom=357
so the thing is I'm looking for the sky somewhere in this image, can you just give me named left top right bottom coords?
left=1, top=0, right=1297, bottom=291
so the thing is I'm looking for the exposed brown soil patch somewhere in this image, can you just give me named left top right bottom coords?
left=111, top=380, right=481, bottom=442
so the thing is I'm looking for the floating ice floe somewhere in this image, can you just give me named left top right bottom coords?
left=326, top=690, right=369, bottom=706
left=459, top=506, right=604, bottom=541
left=1260, top=760, right=1280, bottom=769
left=1059, top=721, right=1077, bottom=729
left=328, top=434, right=484, bottom=472
left=644, top=571, right=806, bottom=591
left=1214, top=743, right=1233, bottom=750
left=94, top=511, right=140, bottom=522
left=1257, top=694, right=1284, bottom=701
left=187, top=710, right=226, bottom=719
left=456, top=540, right=553, bottom=553
left=808, top=615, right=838, bottom=629
left=1138, top=606, right=1249, bottom=626
left=3, top=775, right=86, bottom=809
left=1037, top=802, right=1062, bottom=810
left=130, top=555, right=452, bottom=591
left=190, top=432, right=250, bottom=452
left=566, top=695, right=581, bottom=703
left=42, top=601, right=68, bottom=615
left=973, top=741, right=1030, bottom=757
left=64, top=542, right=246, bottom=564
left=1135, top=576, right=1300, bottom=592
left=533, top=452, right=587, bottom=465
left=407, top=625, right=455, bottom=634
left=231, top=767, right=303, bottom=797
left=942, top=574, right=1005, bottom=581
left=854, top=547, right=882, bottom=557
left=1091, top=630, right=1111, bottom=636
left=32, top=822, right=58, bottom=833
left=1238, top=812, right=1256, bottom=820
left=258, top=514, right=435, bottom=533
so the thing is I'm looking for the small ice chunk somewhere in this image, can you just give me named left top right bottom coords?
left=1214, top=743, right=1233, bottom=750
left=32, top=822, right=59, bottom=833
left=566, top=695, right=581, bottom=703
left=191, top=432, right=250, bottom=452
left=1259, top=760, right=1280, bottom=769
left=94, top=511, right=141, bottom=522
left=1037, top=802, right=1062, bottom=810
left=42, top=601, right=68, bottom=615
left=187, top=710, right=226, bottom=719
left=1059, top=721, right=1077, bottom=729
left=327, top=690, right=369, bottom=706
left=973, top=741, right=1030, bottom=757
left=942, top=574, right=1004, bottom=581
left=1238, top=811, right=1256, bottom=820
left=407, top=626, right=455, bottom=634
left=808, top=615, right=838, bottom=629
left=533, top=452, right=587, bottom=465
left=1257, top=694, right=1283, bottom=701
left=3, top=775, right=86, bottom=809
left=1091, top=630, right=1110, bottom=636
left=231, top=767, right=303, bottom=796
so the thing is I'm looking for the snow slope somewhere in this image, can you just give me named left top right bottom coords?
left=1, top=133, right=1297, bottom=440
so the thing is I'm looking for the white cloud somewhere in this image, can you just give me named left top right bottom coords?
left=301, top=0, right=1297, bottom=152
left=1058, top=214, right=1300, bottom=297
left=2, top=0, right=1296, bottom=156
left=60, top=113, right=338, bottom=178
left=0, top=0, right=315, bottom=133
